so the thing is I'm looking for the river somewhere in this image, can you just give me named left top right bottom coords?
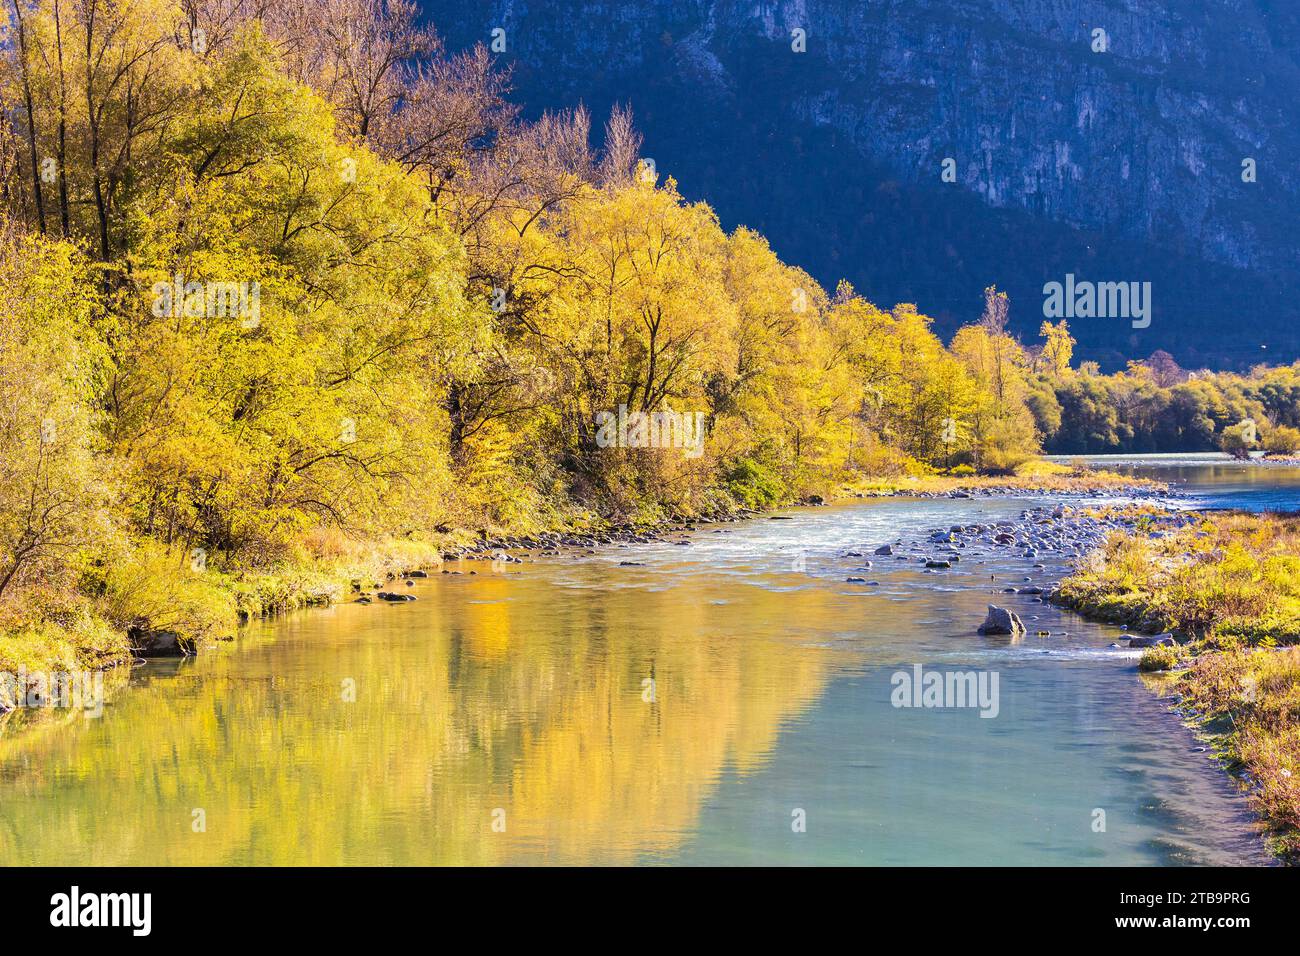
left=0, top=457, right=1288, bottom=865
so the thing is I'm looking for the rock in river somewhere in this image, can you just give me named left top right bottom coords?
left=977, top=605, right=1026, bottom=637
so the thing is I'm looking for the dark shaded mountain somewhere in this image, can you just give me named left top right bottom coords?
left=421, top=1, right=1300, bottom=369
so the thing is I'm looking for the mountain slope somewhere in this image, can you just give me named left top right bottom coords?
left=423, top=0, right=1300, bottom=368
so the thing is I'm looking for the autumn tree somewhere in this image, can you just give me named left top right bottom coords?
left=1039, top=319, right=1074, bottom=375
left=0, top=231, right=111, bottom=596
left=952, top=290, right=1040, bottom=471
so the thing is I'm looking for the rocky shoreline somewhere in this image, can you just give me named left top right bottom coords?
left=450, top=477, right=1174, bottom=561
left=820, top=497, right=1196, bottom=647
left=355, top=480, right=1176, bottom=601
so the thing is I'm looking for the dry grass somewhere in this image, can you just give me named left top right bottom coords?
left=1058, top=512, right=1300, bottom=645
left=1058, top=512, right=1300, bottom=861
left=0, top=589, right=128, bottom=676
left=1179, top=648, right=1300, bottom=860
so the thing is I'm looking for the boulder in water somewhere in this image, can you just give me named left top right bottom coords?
left=977, top=605, right=1025, bottom=637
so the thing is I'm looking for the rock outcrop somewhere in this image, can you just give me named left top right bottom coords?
left=430, top=0, right=1300, bottom=366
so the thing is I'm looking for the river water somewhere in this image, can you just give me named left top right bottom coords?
left=0, top=457, right=1287, bottom=865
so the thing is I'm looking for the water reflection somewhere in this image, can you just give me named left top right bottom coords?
left=0, top=482, right=1278, bottom=865
left=0, top=572, right=837, bottom=865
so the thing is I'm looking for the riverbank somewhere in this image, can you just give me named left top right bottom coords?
left=0, top=461, right=1165, bottom=713
left=0, top=533, right=444, bottom=687
left=1053, top=512, right=1300, bottom=862
left=839, top=461, right=1168, bottom=500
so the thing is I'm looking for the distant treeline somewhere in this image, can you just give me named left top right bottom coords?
left=1033, top=353, right=1300, bottom=456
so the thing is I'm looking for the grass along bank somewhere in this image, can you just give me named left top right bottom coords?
left=2, top=495, right=735, bottom=685
left=0, top=530, right=442, bottom=685
left=1054, top=512, right=1300, bottom=861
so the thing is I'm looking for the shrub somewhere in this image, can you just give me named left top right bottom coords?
left=724, top=457, right=787, bottom=509
left=1264, top=425, right=1300, bottom=456
left=90, top=539, right=237, bottom=645
left=1219, top=426, right=1253, bottom=459
left=0, top=592, right=128, bottom=674
left=1139, top=644, right=1181, bottom=672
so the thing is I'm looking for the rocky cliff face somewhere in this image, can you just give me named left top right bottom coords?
left=425, top=0, right=1300, bottom=368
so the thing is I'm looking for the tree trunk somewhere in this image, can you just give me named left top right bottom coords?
left=10, top=1, right=47, bottom=233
